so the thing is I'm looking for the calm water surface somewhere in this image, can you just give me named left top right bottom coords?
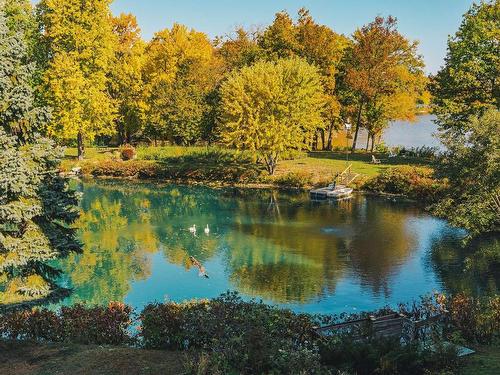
left=55, top=180, right=497, bottom=314
left=356, top=114, right=442, bottom=149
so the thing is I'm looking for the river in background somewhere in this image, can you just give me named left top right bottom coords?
left=53, top=180, right=498, bottom=314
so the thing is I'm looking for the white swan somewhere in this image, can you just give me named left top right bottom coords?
left=189, top=224, right=197, bottom=234
left=204, top=224, right=210, bottom=235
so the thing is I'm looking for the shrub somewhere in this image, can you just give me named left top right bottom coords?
left=82, top=149, right=262, bottom=183
left=374, top=142, right=390, bottom=154
left=4, top=293, right=489, bottom=374
left=273, top=171, right=313, bottom=189
left=319, top=336, right=458, bottom=375
left=136, top=146, right=205, bottom=160
left=399, top=146, right=439, bottom=159
left=140, top=292, right=319, bottom=374
left=81, top=160, right=158, bottom=178
left=155, top=149, right=262, bottom=183
left=363, top=166, right=446, bottom=202
left=0, top=302, right=133, bottom=345
left=120, top=144, right=136, bottom=160
left=445, top=294, right=500, bottom=344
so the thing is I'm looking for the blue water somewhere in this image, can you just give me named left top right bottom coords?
left=52, top=180, right=493, bottom=315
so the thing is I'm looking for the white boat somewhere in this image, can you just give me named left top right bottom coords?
left=310, top=184, right=353, bottom=200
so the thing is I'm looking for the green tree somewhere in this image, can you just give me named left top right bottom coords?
left=143, top=24, right=222, bottom=145
left=259, top=9, right=348, bottom=150
left=431, top=0, right=499, bottom=130
left=110, top=13, right=146, bottom=144
left=0, top=2, right=48, bottom=140
left=216, top=28, right=262, bottom=70
left=341, top=16, right=425, bottom=151
left=218, top=58, right=325, bottom=174
left=433, top=109, right=499, bottom=239
left=0, top=129, right=81, bottom=304
left=38, top=0, right=117, bottom=159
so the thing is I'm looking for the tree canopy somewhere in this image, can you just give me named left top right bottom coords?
left=431, top=0, right=499, bottom=130
left=433, top=109, right=500, bottom=239
left=218, top=58, right=325, bottom=174
left=340, top=16, right=425, bottom=150
left=110, top=13, right=147, bottom=144
left=38, top=0, right=117, bottom=159
left=0, top=129, right=81, bottom=304
left=0, top=1, right=48, bottom=141
left=143, top=24, right=223, bottom=145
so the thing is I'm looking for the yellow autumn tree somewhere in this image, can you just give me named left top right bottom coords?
left=143, top=24, right=222, bottom=145
left=218, top=57, right=325, bottom=175
left=38, top=0, right=117, bottom=159
left=110, top=13, right=147, bottom=144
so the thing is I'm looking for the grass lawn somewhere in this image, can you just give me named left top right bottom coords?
left=63, top=146, right=432, bottom=186
left=0, top=340, right=185, bottom=375
left=461, top=345, right=500, bottom=375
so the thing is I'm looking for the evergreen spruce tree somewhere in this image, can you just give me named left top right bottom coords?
left=0, top=2, right=48, bottom=141
left=0, top=4, right=80, bottom=305
left=0, top=129, right=81, bottom=304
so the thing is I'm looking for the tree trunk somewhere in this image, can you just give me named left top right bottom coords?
left=265, top=153, right=278, bottom=175
left=351, top=100, right=364, bottom=152
left=366, top=132, right=370, bottom=151
left=320, top=128, right=326, bottom=150
left=326, top=123, right=334, bottom=150
left=77, top=131, right=84, bottom=160
left=370, top=134, right=375, bottom=152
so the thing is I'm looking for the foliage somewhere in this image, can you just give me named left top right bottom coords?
left=257, top=9, right=349, bottom=151
left=433, top=109, right=499, bottom=238
left=109, top=13, right=147, bottom=144
left=216, top=28, right=262, bottom=70
left=37, top=0, right=117, bottom=159
left=363, top=165, right=446, bottom=202
left=81, top=159, right=158, bottom=178
left=443, top=293, right=500, bottom=344
left=139, top=292, right=321, bottom=374
left=0, top=2, right=48, bottom=141
left=119, top=144, right=136, bottom=161
left=0, top=129, right=81, bottom=303
left=398, top=146, right=439, bottom=159
left=4, top=292, right=493, bottom=374
left=431, top=0, right=499, bottom=130
left=218, top=57, right=325, bottom=174
left=143, top=24, right=222, bottom=145
left=340, top=16, right=425, bottom=150
left=81, top=149, right=262, bottom=183
left=0, top=302, right=133, bottom=345
left=319, top=336, right=458, bottom=375
left=136, top=145, right=207, bottom=160
left=272, top=171, right=313, bottom=189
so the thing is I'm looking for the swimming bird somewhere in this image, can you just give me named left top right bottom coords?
left=189, top=224, right=197, bottom=234
left=189, top=256, right=209, bottom=278
left=204, top=224, right=210, bottom=235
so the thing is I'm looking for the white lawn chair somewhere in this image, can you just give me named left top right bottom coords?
left=371, top=155, right=381, bottom=164
left=388, top=150, right=398, bottom=158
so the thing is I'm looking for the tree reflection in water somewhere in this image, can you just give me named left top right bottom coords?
left=52, top=180, right=493, bottom=311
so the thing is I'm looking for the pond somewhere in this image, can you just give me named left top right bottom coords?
left=55, top=180, right=498, bottom=314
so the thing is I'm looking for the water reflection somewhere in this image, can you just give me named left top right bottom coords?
left=53, top=180, right=496, bottom=313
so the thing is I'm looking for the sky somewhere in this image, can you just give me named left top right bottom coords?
left=110, top=0, right=477, bottom=75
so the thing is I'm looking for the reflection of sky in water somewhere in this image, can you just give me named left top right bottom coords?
left=53, top=181, right=490, bottom=315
